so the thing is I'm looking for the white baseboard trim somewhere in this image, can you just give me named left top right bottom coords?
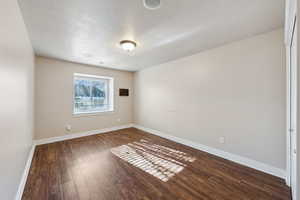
left=15, top=123, right=286, bottom=200
left=34, top=124, right=134, bottom=145
left=15, top=124, right=134, bottom=199
left=15, top=144, right=36, bottom=200
left=133, top=124, right=286, bottom=180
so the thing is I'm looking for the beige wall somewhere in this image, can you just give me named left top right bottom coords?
left=0, top=0, right=34, bottom=199
left=35, top=57, right=134, bottom=140
left=134, top=29, right=286, bottom=169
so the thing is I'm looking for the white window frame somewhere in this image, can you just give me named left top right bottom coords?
left=73, top=73, right=114, bottom=115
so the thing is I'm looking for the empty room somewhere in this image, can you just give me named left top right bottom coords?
left=1, top=0, right=299, bottom=199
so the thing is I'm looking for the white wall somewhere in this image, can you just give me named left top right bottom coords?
left=134, top=29, right=286, bottom=170
left=0, top=0, right=34, bottom=199
left=35, top=56, right=134, bottom=140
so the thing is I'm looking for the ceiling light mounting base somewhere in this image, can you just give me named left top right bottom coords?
left=143, top=0, right=161, bottom=10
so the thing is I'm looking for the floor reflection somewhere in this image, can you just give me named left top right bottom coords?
left=110, top=139, right=196, bottom=182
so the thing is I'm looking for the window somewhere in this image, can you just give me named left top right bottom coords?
left=73, top=73, right=114, bottom=114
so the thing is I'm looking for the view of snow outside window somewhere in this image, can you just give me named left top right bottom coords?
left=74, top=75, right=111, bottom=114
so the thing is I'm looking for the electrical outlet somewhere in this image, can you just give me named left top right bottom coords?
left=65, top=124, right=72, bottom=131
left=219, top=137, right=225, bottom=144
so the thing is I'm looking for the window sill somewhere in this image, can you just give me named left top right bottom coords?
left=73, top=110, right=114, bottom=118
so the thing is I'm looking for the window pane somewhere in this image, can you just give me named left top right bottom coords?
left=74, top=75, right=112, bottom=114
left=90, top=80, right=107, bottom=109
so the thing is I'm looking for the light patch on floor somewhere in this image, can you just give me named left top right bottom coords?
left=110, top=139, right=196, bottom=182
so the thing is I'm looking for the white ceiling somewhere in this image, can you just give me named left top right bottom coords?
left=19, top=0, right=285, bottom=71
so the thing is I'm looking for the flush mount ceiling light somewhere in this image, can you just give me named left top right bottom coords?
left=143, top=0, right=161, bottom=10
left=120, top=40, right=137, bottom=52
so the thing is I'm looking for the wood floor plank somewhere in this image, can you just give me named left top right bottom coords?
left=22, top=128, right=291, bottom=200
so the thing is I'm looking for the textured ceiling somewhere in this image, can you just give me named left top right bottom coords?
left=19, top=0, right=284, bottom=71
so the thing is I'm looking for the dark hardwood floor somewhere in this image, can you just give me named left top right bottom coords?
left=22, top=128, right=291, bottom=200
